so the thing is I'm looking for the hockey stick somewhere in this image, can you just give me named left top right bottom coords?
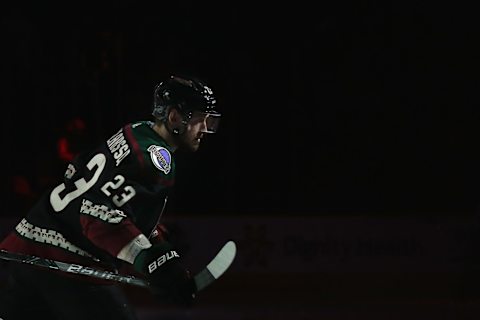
left=0, top=240, right=236, bottom=293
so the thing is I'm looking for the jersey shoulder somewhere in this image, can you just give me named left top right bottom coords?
left=122, top=121, right=175, bottom=177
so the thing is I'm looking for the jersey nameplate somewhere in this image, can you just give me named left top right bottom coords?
left=147, top=145, right=171, bottom=174
left=107, top=129, right=131, bottom=166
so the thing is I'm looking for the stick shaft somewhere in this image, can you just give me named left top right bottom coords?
left=0, top=250, right=149, bottom=287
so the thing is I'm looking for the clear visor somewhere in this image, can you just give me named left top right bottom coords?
left=189, top=111, right=222, bottom=134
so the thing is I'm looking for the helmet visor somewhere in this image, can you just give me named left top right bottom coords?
left=203, top=113, right=221, bottom=134
left=190, top=111, right=222, bottom=134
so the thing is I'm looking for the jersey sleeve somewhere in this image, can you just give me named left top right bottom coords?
left=77, top=192, right=150, bottom=264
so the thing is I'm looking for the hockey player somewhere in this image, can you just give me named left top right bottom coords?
left=0, top=74, right=222, bottom=320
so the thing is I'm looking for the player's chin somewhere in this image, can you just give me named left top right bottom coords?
left=185, top=140, right=201, bottom=152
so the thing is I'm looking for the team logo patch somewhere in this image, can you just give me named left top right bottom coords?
left=147, top=145, right=171, bottom=174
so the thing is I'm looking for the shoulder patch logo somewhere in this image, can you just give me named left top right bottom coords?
left=147, top=145, right=172, bottom=174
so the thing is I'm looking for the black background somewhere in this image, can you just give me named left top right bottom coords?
left=2, top=1, right=480, bottom=217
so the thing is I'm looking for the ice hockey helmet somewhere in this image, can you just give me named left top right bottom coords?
left=152, top=75, right=221, bottom=133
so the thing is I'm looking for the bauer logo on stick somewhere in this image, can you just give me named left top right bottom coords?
left=148, top=145, right=172, bottom=174
left=148, top=250, right=180, bottom=273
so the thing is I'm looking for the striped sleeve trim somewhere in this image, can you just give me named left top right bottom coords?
left=15, top=218, right=94, bottom=258
left=80, top=199, right=126, bottom=224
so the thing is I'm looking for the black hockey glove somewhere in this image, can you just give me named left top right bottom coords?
left=133, top=241, right=196, bottom=306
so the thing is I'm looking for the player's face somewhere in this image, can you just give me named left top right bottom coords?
left=178, top=112, right=211, bottom=152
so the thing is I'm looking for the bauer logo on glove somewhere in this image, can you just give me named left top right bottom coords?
left=147, top=250, right=180, bottom=273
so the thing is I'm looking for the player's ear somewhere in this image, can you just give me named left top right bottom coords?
left=167, top=108, right=184, bottom=135
left=167, top=108, right=182, bottom=125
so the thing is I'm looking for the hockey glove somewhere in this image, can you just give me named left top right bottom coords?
left=133, top=241, right=196, bottom=306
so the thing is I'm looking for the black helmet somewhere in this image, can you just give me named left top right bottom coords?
left=152, top=75, right=221, bottom=133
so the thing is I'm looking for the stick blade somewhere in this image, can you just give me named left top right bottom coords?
left=193, top=240, right=237, bottom=292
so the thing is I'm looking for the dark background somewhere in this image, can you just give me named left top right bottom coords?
left=1, top=1, right=480, bottom=217
left=2, top=2, right=480, bottom=320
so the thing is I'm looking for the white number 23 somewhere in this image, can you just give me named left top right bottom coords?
left=50, top=153, right=136, bottom=212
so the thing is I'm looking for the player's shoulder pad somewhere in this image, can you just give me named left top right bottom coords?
left=126, top=122, right=175, bottom=176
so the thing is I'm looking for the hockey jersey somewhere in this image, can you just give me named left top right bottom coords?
left=1, top=121, right=175, bottom=275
